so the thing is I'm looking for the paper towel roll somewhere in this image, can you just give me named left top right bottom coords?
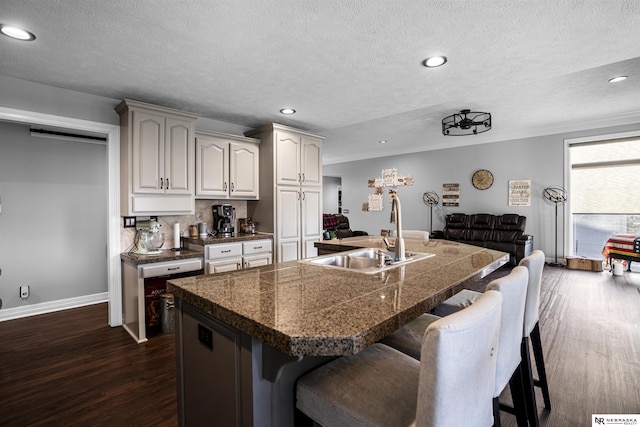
left=173, top=222, right=180, bottom=249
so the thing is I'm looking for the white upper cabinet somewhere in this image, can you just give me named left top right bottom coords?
left=195, top=131, right=260, bottom=199
left=117, top=99, right=198, bottom=216
left=275, top=130, right=322, bottom=187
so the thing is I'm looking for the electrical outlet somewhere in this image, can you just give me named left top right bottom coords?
left=123, top=216, right=136, bottom=228
left=20, top=285, right=29, bottom=299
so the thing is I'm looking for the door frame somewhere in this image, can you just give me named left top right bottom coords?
left=0, top=106, right=122, bottom=326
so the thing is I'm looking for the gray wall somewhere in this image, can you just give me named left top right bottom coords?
left=324, top=123, right=640, bottom=260
left=0, top=121, right=108, bottom=309
left=322, top=176, right=341, bottom=213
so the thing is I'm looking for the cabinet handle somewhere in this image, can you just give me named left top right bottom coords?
left=231, top=182, right=234, bottom=192
left=160, top=177, right=164, bottom=189
left=302, top=173, right=306, bottom=182
left=297, top=191, right=300, bottom=200
left=166, top=178, right=169, bottom=189
left=237, top=262, right=242, bottom=269
left=254, top=246, right=262, bottom=250
left=224, top=182, right=227, bottom=191
left=221, top=249, right=231, bottom=253
left=302, top=191, right=306, bottom=200
left=298, top=173, right=302, bottom=182
left=168, top=267, right=180, bottom=271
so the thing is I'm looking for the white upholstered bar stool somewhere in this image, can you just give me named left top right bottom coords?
left=381, top=266, right=530, bottom=427
left=296, top=290, right=503, bottom=427
left=432, top=250, right=550, bottom=425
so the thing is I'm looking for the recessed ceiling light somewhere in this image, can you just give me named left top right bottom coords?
left=280, top=108, right=296, bottom=115
left=379, top=140, right=387, bottom=144
left=0, top=24, right=36, bottom=41
left=423, top=56, right=447, bottom=68
left=608, top=76, right=628, bottom=83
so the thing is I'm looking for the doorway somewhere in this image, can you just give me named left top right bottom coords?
left=0, top=106, right=121, bottom=325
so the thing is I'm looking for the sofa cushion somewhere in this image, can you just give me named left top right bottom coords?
left=443, top=213, right=468, bottom=240
left=467, top=214, right=496, bottom=242
left=492, top=214, right=527, bottom=242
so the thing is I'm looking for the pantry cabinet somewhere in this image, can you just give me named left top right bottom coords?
left=117, top=99, right=198, bottom=216
left=246, top=123, right=324, bottom=262
left=195, top=130, right=260, bottom=199
left=275, top=128, right=322, bottom=187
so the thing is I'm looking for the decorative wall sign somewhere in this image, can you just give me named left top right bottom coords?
left=508, top=179, right=531, bottom=206
left=364, top=167, right=414, bottom=211
left=442, top=183, right=460, bottom=206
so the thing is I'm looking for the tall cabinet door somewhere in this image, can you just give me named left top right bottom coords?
left=275, top=131, right=301, bottom=186
left=301, top=187, right=321, bottom=259
left=301, top=136, right=322, bottom=187
left=277, top=187, right=301, bottom=262
left=196, top=136, right=229, bottom=197
left=165, top=117, right=193, bottom=194
left=132, top=110, right=164, bottom=194
left=229, top=142, right=259, bottom=199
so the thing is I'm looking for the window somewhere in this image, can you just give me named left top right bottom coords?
left=569, top=135, right=640, bottom=258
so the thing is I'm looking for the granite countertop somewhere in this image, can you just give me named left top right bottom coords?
left=186, top=232, right=273, bottom=246
left=167, top=237, right=508, bottom=357
left=120, top=249, right=205, bottom=266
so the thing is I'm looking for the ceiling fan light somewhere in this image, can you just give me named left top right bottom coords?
left=280, top=108, right=296, bottom=115
left=0, top=24, right=36, bottom=41
left=441, top=109, right=492, bottom=136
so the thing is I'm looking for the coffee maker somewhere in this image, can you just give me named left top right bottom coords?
left=212, top=204, right=235, bottom=237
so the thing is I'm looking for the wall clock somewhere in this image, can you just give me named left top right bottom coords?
left=472, top=169, right=494, bottom=190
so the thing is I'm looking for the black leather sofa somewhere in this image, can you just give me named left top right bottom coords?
left=440, top=213, right=533, bottom=264
left=322, top=213, right=368, bottom=239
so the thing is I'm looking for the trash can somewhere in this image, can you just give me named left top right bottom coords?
left=159, top=293, right=175, bottom=334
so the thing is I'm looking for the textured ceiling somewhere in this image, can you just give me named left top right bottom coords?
left=1, top=0, right=639, bottom=164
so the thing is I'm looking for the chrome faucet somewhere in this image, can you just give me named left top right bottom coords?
left=389, top=189, right=405, bottom=262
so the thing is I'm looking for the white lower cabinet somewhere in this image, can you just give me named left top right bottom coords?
left=196, top=239, right=272, bottom=274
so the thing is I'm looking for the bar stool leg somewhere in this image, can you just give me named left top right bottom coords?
left=509, top=363, right=530, bottom=427
left=531, top=322, right=552, bottom=410
left=521, top=337, right=540, bottom=426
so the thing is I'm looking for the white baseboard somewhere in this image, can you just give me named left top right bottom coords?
left=0, top=292, right=108, bottom=322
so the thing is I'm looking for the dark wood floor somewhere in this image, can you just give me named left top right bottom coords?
left=1, top=265, right=639, bottom=426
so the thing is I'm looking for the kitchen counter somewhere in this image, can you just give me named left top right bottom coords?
left=120, top=248, right=204, bottom=266
left=120, top=232, right=273, bottom=266
left=169, top=237, right=508, bottom=426
left=168, top=237, right=508, bottom=357
left=184, top=231, right=273, bottom=246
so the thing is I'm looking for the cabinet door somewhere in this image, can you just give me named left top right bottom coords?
left=181, top=309, right=242, bottom=426
left=301, top=136, right=322, bottom=187
left=132, top=110, right=164, bottom=194
left=275, top=130, right=301, bottom=186
left=206, top=258, right=243, bottom=274
left=277, top=187, right=301, bottom=262
left=243, top=253, right=272, bottom=269
left=196, top=136, right=229, bottom=197
left=301, top=188, right=321, bottom=259
left=165, top=117, right=193, bottom=195
left=229, top=142, right=259, bottom=199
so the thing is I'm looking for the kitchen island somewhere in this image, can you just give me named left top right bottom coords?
left=168, top=237, right=508, bottom=426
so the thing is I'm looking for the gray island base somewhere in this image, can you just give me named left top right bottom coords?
left=168, top=237, right=509, bottom=426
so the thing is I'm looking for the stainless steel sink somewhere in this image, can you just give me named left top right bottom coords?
left=300, top=247, right=435, bottom=274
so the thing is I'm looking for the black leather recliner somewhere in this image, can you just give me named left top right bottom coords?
left=323, top=213, right=368, bottom=239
